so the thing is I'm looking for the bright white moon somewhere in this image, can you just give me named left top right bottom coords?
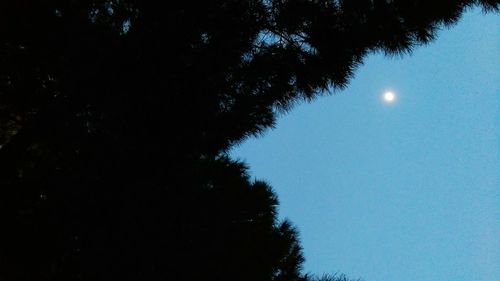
left=383, top=91, right=396, bottom=103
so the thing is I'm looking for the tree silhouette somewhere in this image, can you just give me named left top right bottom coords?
left=0, top=1, right=497, bottom=280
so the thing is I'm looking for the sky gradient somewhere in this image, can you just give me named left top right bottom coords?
left=230, top=8, right=499, bottom=281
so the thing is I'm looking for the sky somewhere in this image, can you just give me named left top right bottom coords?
left=230, top=8, right=499, bottom=281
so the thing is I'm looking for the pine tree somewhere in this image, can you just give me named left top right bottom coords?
left=0, top=1, right=497, bottom=280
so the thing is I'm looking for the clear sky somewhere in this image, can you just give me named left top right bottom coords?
left=230, top=8, right=499, bottom=281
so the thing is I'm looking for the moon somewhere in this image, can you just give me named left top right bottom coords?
left=383, top=91, right=396, bottom=103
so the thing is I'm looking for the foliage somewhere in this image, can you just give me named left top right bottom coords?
left=0, top=0, right=497, bottom=280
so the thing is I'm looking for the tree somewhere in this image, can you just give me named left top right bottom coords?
left=0, top=1, right=497, bottom=280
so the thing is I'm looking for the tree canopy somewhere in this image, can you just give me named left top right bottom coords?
left=0, top=1, right=497, bottom=280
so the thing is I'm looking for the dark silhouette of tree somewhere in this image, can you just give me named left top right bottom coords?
left=0, top=1, right=497, bottom=280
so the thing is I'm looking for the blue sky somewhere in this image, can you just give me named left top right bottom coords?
left=230, top=8, right=499, bottom=281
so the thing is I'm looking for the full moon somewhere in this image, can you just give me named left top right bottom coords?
left=383, top=91, right=396, bottom=103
